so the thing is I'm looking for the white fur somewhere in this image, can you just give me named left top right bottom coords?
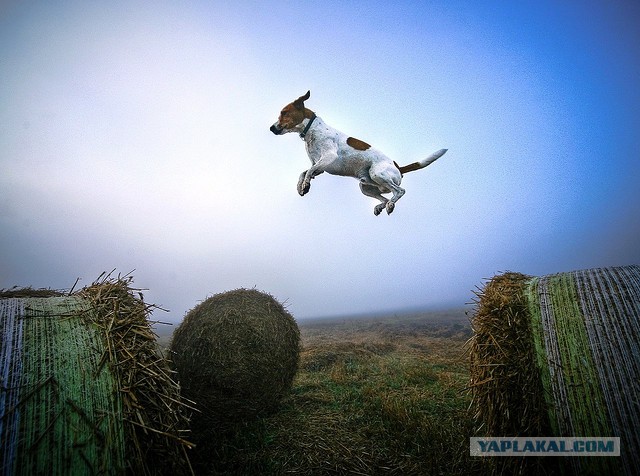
left=271, top=102, right=446, bottom=216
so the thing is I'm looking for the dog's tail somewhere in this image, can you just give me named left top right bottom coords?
left=395, top=148, right=448, bottom=175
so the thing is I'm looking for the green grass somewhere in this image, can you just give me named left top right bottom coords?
left=176, top=309, right=481, bottom=475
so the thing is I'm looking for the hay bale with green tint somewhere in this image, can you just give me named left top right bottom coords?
left=170, top=288, right=300, bottom=428
left=0, top=274, right=193, bottom=475
left=469, top=265, right=640, bottom=475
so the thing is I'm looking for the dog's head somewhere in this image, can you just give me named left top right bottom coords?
left=270, top=90, right=312, bottom=135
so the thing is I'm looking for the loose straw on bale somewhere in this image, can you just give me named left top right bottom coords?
left=470, top=265, right=640, bottom=475
left=0, top=272, right=194, bottom=475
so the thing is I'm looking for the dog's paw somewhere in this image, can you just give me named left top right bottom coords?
left=374, top=204, right=385, bottom=216
left=298, top=181, right=310, bottom=196
left=386, top=202, right=395, bottom=215
left=297, top=175, right=311, bottom=196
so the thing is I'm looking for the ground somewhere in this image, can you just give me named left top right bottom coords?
left=156, top=308, right=483, bottom=475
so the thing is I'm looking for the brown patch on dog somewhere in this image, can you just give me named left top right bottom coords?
left=278, top=104, right=305, bottom=129
left=293, top=90, right=311, bottom=110
left=396, top=161, right=422, bottom=174
left=277, top=99, right=316, bottom=130
left=347, top=137, right=371, bottom=151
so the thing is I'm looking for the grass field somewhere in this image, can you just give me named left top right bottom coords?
left=158, top=309, right=481, bottom=475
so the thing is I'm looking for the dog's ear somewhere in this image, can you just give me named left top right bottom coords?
left=293, top=90, right=311, bottom=110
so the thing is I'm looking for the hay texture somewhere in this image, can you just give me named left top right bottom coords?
left=0, top=274, right=193, bottom=475
left=470, top=265, right=640, bottom=475
left=170, top=288, right=300, bottom=428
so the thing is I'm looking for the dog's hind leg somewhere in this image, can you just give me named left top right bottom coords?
left=382, top=182, right=405, bottom=215
left=369, top=168, right=405, bottom=215
left=359, top=182, right=389, bottom=216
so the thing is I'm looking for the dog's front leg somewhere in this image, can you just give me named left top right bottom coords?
left=297, top=167, right=324, bottom=196
left=297, top=170, right=309, bottom=196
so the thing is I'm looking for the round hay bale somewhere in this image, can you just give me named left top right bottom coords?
left=469, top=265, right=640, bottom=475
left=170, top=288, right=300, bottom=427
left=0, top=275, right=193, bottom=476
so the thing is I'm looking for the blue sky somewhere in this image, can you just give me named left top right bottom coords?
left=1, top=1, right=639, bottom=322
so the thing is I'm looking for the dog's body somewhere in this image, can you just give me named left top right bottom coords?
left=270, top=91, right=447, bottom=215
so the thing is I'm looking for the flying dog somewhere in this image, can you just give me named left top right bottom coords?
left=270, top=91, right=447, bottom=215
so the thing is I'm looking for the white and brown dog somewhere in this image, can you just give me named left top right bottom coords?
left=270, top=90, right=447, bottom=215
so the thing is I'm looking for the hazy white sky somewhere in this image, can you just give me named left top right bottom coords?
left=1, top=1, right=639, bottom=322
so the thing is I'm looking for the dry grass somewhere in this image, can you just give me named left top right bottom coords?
left=169, top=288, right=300, bottom=471
left=170, top=288, right=300, bottom=421
left=469, top=266, right=640, bottom=475
left=0, top=287, right=64, bottom=297
left=468, top=272, right=555, bottom=476
left=468, top=273, right=550, bottom=438
left=1, top=272, right=194, bottom=475
left=167, top=308, right=479, bottom=475
left=78, top=272, right=194, bottom=475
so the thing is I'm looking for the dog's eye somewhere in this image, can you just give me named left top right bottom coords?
left=281, top=111, right=287, bottom=116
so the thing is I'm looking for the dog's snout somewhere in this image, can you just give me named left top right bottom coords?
left=270, top=124, right=283, bottom=135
